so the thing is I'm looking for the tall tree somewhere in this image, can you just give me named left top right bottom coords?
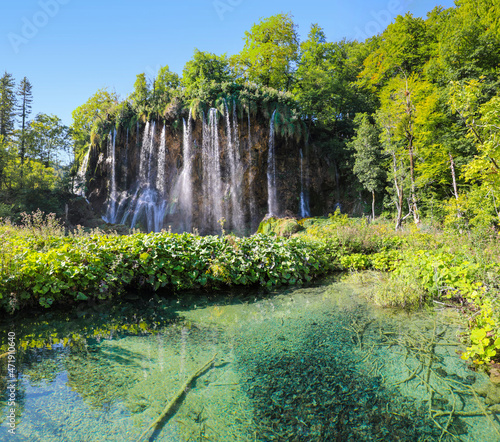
left=0, top=72, right=16, bottom=139
left=358, top=13, right=432, bottom=92
left=376, top=102, right=407, bottom=230
left=0, top=135, right=9, bottom=189
left=413, top=81, right=475, bottom=219
left=152, top=65, right=180, bottom=116
left=17, top=76, right=33, bottom=176
left=349, top=113, right=385, bottom=220
left=129, top=73, right=150, bottom=117
left=181, top=49, right=233, bottom=104
left=450, top=79, right=500, bottom=190
left=378, top=75, right=421, bottom=224
left=232, top=13, right=299, bottom=90
left=292, top=26, right=374, bottom=205
left=28, top=113, right=71, bottom=167
left=434, top=1, right=500, bottom=82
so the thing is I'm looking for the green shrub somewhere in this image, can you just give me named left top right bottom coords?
left=0, top=228, right=332, bottom=312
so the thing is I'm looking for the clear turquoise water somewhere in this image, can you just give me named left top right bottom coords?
left=1, top=277, right=499, bottom=441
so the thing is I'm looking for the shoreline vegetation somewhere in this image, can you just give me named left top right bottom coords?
left=1, top=210, right=499, bottom=373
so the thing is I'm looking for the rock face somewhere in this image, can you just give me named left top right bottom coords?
left=83, top=111, right=337, bottom=234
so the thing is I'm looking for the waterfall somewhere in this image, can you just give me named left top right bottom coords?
left=136, top=121, right=156, bottom=184
left=267, top=110, right=278, bottom=216
left=104, top=129, right=118, bottom=223
left=225, top=100, right=243, bottom=232
left=176, top=110, right=193, bottom=232
left=156, top=124, right=166, bottom=197
left=93, top=103, right=296, bottom=234
left=74, top=147, right=90, bottom=196
left=138, top=121, right=151, bottom=183
left=122, top=122, right=166, bottom=232
left=202, top=109, right=223, bottom=230
left=147, top=121, right=156, bottom=182
left=299, top=148, right=310, bottom=218
left=129, top=187, right=165, bottom=232
left=122, top=128, right=129, bottom=189
left=247, top=108, right=257, bottom=230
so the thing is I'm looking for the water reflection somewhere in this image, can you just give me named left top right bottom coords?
left=0, top=279, right=499, bottom=441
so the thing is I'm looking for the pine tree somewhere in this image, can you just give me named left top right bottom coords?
left=0, top=72, right=16, bottom=139
left=17, top=77, right=33, bottom=172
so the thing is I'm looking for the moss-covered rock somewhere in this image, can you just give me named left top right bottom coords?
left=257, top=216, right=303, bottom=237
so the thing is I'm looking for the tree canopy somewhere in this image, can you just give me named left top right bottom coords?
left=232, top=13, right=299, bottom=90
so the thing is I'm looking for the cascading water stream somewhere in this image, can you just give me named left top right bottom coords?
left=146, top=121, right=156, bottom=183
left=93, top=103, right=300, bottom=234
left=175, top=110, right=193, bottom=232
left=122, top=128, right=129, bottom=189
left=122, top=122, right=165, bottom=232
left=202, top=109, right=223, bottom=230
left=74, top=148, right=90, bottom=197
left=156, top=124, right=166, bottom=197
left=138, top=121, right=151, bottom=184
left=104, top=129, right=118, bottom=223
left=224, top=100, right=244, bottom=232
left=299, top=148, right=311, bottom=218
left=232, top=100, right=244, bottom=232
left=247, top=108, right=257, bottom=229
left=267, top=109, right=278, bottom=216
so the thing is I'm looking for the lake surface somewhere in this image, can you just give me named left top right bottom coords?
left=1, top=277, right=499, bottom=441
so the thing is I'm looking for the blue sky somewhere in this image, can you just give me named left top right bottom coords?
left=1, top=0, right=456, bottom=127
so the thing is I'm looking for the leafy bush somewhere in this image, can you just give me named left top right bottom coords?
left=0, top=227, right=333, bottom=312
left=3, top=211, right=500, bottom=371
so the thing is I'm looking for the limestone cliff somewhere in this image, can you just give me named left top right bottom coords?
left=83, top=110, right=337, bottom=234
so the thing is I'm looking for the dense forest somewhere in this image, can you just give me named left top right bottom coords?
left=0, top=0, right=498, bottom=231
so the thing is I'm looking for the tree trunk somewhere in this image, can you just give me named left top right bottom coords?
left=409, top=142, right=419, bottom=224
left=334, top=160, right=340, bottom=205
left=449, top=152, right=459, bottom=200
left=393, top=153, right=403, bottom=230
left=372, top=190, right=375, bottom=221
left=449, top=152, right=462, bottom=219
left=404, top=76, right=419, bottom=224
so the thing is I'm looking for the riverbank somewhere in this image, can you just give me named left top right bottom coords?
left=1, top=211, right=499, bottom=370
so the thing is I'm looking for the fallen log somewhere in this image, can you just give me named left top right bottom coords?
left=136, top=353, right=218, bottom=442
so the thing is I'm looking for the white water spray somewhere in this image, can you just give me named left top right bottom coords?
left=267, top=110, right=278, bottom=216
left=156, top=124, right=166, bottom=197
left=299, top=148, right=310, bottom=218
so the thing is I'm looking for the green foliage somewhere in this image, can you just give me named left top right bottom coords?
left=0, top=72, right=17, bottom=138
left=16, top=76, right=33, bottom=169
left=340, top=253, right=370, bottom=270
left=151, top=65, right=180, bottom=119
left=232, top=13, right=299, bottom=91
left=358, top=13, right=431, bottom=89
left=28, top=113, right=71, bottom=165
left=0, top=222, right=332, bottom=312
left=129, top=73, right=151, bottom=118
left=429, top=1, right=500, bottom=82
left=256, top=217, right=303, bottom=237
left=182, top=49, right=234, bottom=102
left=461, top=302, right=500, bottom=366
left=349, top=113, right=385, bottom=217
left=71, top=88, right=118, bottom=158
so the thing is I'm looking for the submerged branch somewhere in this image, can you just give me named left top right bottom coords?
left=136, top=353, right=218, bottom=442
